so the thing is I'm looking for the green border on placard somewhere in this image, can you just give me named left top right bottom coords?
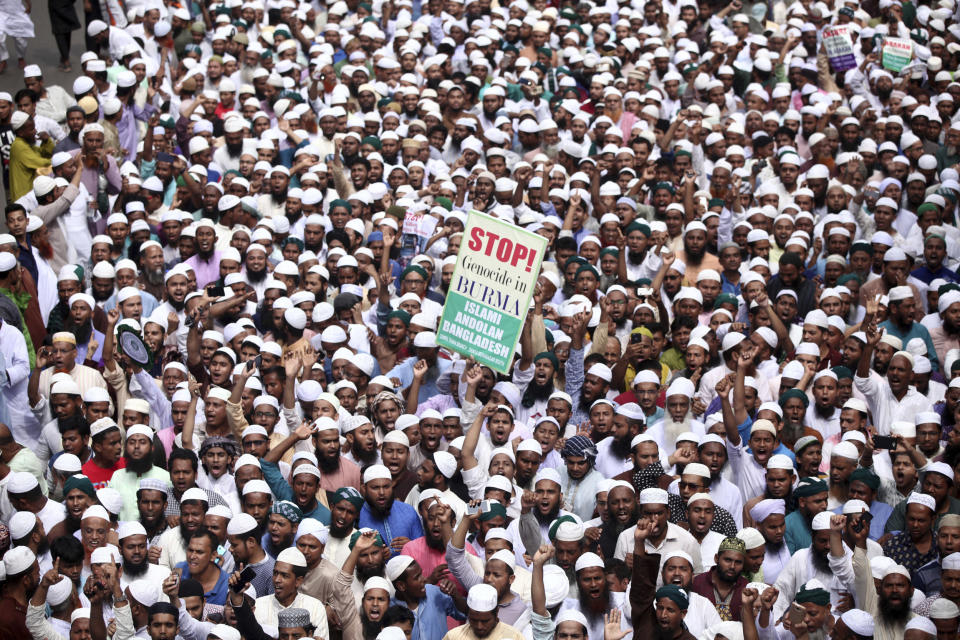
left=436, top=210, right=548, bottom=374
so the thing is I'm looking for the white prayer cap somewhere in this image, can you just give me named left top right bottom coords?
left=466, top=583, right=498, bottom=611
left=574, top=552, right=604, bottom=572
left=3, top=547, right=35, bottom=574
left=363, top=464, right=392, bottom=483
left=276, top=547, right=307, bottom=568
left=831, top=441, right=860, bottom=460
left=839, top=609, right=874, bottom=636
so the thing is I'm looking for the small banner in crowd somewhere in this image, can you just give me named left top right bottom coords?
left=881, top=37, right=913, bottom=72
left=823, top=26, right=856, bottom=72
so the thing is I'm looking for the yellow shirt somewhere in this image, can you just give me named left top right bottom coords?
left=9, top=137, right=54, bottom=202
left=442, top=621, right=524, bottom=640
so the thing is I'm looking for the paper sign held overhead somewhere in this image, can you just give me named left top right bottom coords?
left=437, top=210, right=548, bottom=374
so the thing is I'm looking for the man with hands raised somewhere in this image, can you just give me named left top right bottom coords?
left=627, top=517, right=696, bottom=640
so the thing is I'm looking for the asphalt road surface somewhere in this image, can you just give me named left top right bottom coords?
left=0, top=7, right=83, bottom=208
left=0, top=4, right=82, bottom=97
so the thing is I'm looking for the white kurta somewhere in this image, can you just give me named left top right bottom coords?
left=0, top=320, right=39, bottom=448
left=0, top=0, right=34, bottom=38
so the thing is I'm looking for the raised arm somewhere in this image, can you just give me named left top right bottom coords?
left=716, top=375, right=740, bottom=445
left=531, top=544, right=554, bottom=616
left=461, top=394, right=494, bottom=471
left=733, top=344, right=753, bottom=426
left=181, top=381, right=202, bottom=450
left=264, top=421, right=313, bottom=464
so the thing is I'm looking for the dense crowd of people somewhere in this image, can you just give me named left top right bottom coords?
left=1, top=0, right=960, bottom=639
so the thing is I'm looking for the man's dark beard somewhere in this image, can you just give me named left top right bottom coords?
left=521, top=380, right=554, bottom=408
left=92, top=287, right=114, bottom=303
left=71, top=321, right=93, bottom=345
left=684, top=242, right=705, bottom=262
left=357, top=564, right=384, bottom=582
left=944, top=318, right=960, bottom=337
left=810, top=547, right=830, bottom=574
left=603, top=509, right=638, bottom=538
left=140, top=512, right=165, bottom=536
left=179, top=521, right=198, bottom=541
left=873, top=359, right=889, bottom=375
left=168, top=297, right=185, bottom=311
left=878, top=590, right=911, bottom=623
left=360, top=614, right=382, bottom=639
left=814, top=404, right=834, bottom=419
left=765, top=538, right=784, bottom=552
left=330, top=520, right=353, bottom=538
left=267, top=536, right=294, bottom=557
left=124, top=452, right=153, bottom=475
left=366, top=498, right=393, bottom=519
left=628, top=249, right=645, bottom=265
left=534, top=503, right=561, bottom=526
left=198, top=247, right=215, bottom=261
left=318, top=452, right=340, bottom=473
left=270, top=190, right=288, bottom=205
left=425, top=532, right=445, bottom=551
left=611, top=432, right=632, bottom=459
left=577, top=390, right=596, bottom=415
left=145, top=268, right=164, bottom=286
left=65, top=513, right=81, bottom=532
left=577, top=588, right=610, bottom=619
left=123, top=555, right=149, bottom=577
left=226, top=142, right=243, bottom=156
left=246, top=265, right=267, bottom=283
left=877, top=86, right=893, bottom=101
left=352, top=441, right=379, bottom=466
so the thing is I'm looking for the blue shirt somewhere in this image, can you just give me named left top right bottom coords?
left=735, top=417, right=797, bottom=462
left=101, top=289, right=160, bottom=318
left=721, top=273, right=741, bottom=296
left=385, top=357, right=452, bottom=404
left=259, top=460, right=332, bottom=525
left=879, top=319, right=940, bottom=370
left=784, top=510, right=812, bottom=555
left=391, top=584, right=464, bottom=640
left=832, top=499, right=892, bottom=541
left=175, top=561, right=230, bottom=605
left=912, top=265, right=960, bottom=285
left=359, top=500, right=424, bottom=554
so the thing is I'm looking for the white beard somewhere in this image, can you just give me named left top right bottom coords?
left=663, top=414, right=692, bottom=448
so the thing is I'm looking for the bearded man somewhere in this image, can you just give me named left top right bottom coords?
left=595, top=403, right=644, bottom=478
left=646, top=378, right=704, bottom=459
left=138, top=241, right=166, bottom=300
left=516, top=352, right=557, bottom=425
left=107, top=424, right=171, bottom=521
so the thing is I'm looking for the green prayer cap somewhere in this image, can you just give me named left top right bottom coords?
left=793, top=476, right=828, bottom=498
left=655, top=585, right=690, bottom=609
left=779, top=388, right=809, bottom=407
left=849, top=468, right=880, bottom=491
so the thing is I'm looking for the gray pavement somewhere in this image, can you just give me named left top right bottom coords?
left=0, top=4, right=83, bottom=95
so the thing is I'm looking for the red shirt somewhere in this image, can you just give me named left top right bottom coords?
left=0, top=597, right=30, bottom=640
left=81, top=457, right=126, bottom=489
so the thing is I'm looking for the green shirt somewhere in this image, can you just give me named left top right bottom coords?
left=107, top=465, right=172, bottom=521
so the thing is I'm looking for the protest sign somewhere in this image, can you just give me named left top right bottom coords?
left=823, top=26, right=856, bottom=72
left=437, top=210, right=547, bottom=374
left=882, top=37, right=913, bottom=72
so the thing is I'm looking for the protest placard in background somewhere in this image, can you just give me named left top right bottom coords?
left=882, top=37, right=913, bottom=72
left=823, top=26, right=856, bottom=72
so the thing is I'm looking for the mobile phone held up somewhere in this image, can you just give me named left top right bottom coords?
left=233, top=565, right=257, bottom=592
